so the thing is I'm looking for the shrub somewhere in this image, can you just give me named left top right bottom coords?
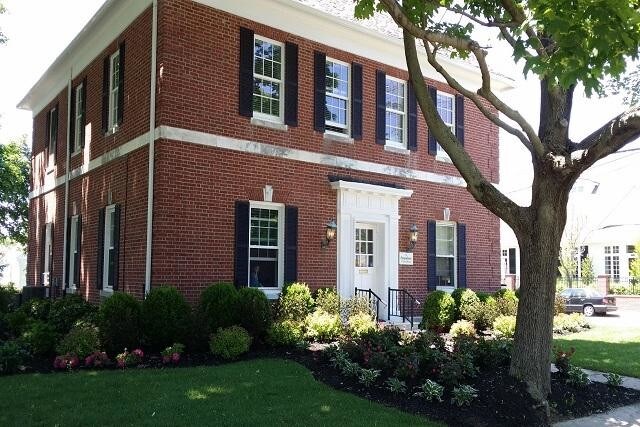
left=554, top=294, right=566, bottom=315
left=458, top=289, right=481, bottom=322
left=494, top=289, right=518, bottom=316
left=415, top=379, right=445, bottom=402
left=48, top=295, right=97, bottom=334
left=451, top=385, right=478, bottom=406
left=267, top=320, right=305, bottom=347
left=386, top=377, right=407, bottom=394
left=450, top=319, right=476, bottom=338
left=237, top=287, right=272, bottom=337
left=141, top=286, right=192, bottom=351
left=419, top=291, right=455, bottom=332
left=553, top=313, right=589, bottom=334
left=358, top=368, right=381, bottom=387
left=341, top=295, right=375, bottom=321
left=315, top=288, right=340, bottom=315
left=210, top=325, right=252, bottom=360
left=5, top=310, right=30, bottom=336
left=0, top=340, right=29, bottom=374
left=468, top=296, right=500, bottom=331
left=451, top=288, right=466, bottom=320
left=0, top=284, right=19, bottom=314
left=476, top=337, right=512, bottom=369
left=493, top=315, right=517, bottom=338
left=53, top=353, right=80, bottom=370
left=161, top=343, right=185, bottom=365
left=21, top=320, right=58, bottom=356
left=57, top=323, right=101, bottom=359
left=567, top=366, right=590, bottom=387
left=553, top=345, right=575, bottom=375
left=604, top=372, right=623, bottom=387
left=277, top=282, right=314, bottom=321
left=98, top=292, right=141, bottom=355
left=198, top=283, right=239, bottom=334
left=84, top=351, right=110, bottom=368
left=116, top=348, right=144, bottom=368
left=305, top=309, right=342, bottom=342
left=347, top=312, right=376, bottom=337
left=19, top=298, right=51, bottom=322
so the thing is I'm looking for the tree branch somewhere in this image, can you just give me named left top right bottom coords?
left=499, top=0, right=548, bottom=58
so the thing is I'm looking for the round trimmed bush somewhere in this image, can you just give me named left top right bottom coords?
left=21, top=320, right=58, bottom=356
left=315, top=288, right=340, bottom=315
left=451, top=288, right=465, bottom=320
left=278, top=282, right=314, bottom=322
left=98, top=292, right=141, bottom=355
left=449, top=319, right=476, bottom=338
left=237, top=287, right=272, bottom=337
left=493, top=315, right=517, bottom=338
left=56, top=323, right=100, bottom=358
left=49, top=294, right=98, bottom=334
left=458, top=289, right=481, bottom=322
left=305, top=309, right=342, bottom=342
left=0, top=284, right=19, bottom=314
left=267, top=320, right=305, bottom=347
left=198, top=283, right=239, bottom=334
left=347, top=312, right=376, bottom=337
left=141, top=286, right=192, bottom=351
left=210, top=325, right=252, bottom=360
left=494, top=289, right=518, bottom=316
left=419, top=291, right=456, bottom=332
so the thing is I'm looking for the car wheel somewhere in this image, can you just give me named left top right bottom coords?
left=583, top=305, right=595, bottom=317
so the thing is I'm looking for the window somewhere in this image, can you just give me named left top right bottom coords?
left=47, top=107, right=58, bottom=166
left=253, top=36, right=284, bottom=122
left=108, top=51, right=120, bottom=131
left=385, top=77, right=406, bottom=147
left=604, top=245, right=620, bottom=280
left=436, top=92, right=455, bottom=157
left=42, top=223, right=53, bottom=285
left=355, top=227, right=374, bottom=268
left=68, top=216, right=79, bottom=289
left=324, top=59, right=350, bottom=134
left=103, top=205, right=117, bottom=289
left=73, top=83, right=84, bottom=154
left=249, top=203, right=284, bottom=288
left=436, top=222, right=456, bottom=286
left=502, top=249, right=507, bottom=257
left=628, top=245, right=636, bottom=254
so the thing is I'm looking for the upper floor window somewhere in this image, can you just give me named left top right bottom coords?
left=46, top=106, right=58, bottom=167
left=253, top=36, right=284, bottom=122
left=102, top=42, right=125, bottom=134
left=73, top=83, right=84, bottom=154
left=325, top=59, right=350, bottom=134
left=385, top=76, right=406, bottom=147
left=436, top=91, right=455, bottom=157
left=436, top=222, right=456, bottom=287
left=109, top=51, right=120, bottom=131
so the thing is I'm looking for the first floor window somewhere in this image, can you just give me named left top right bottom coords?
left=325, top=59, right=350, bottom=134
left=627, top=245, right=636, bottom=254
left=436, top=91, right=455, bottom=157
left=103, top=205, right=117, bottom=289
left=42, top=223, right=53, bottom=285
left=253, top=36, right=284, bottom=121
left=436, top=222, right=456, bottom=286
left=67, top=216, right=80, bottom=288
left=249, top=203, right=284, bottom=288
left=604, top=246, right=620, bottom=280
left=385, top=76, right=406, bottom=147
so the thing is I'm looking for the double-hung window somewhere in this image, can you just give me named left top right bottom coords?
left=436, top=92, right=455, bottom=157
left=253, top=36, right=284, bottom=122
left=103, top=205, right=117, bottom=289
left=68, top=216, right=80, bottom=289
left=47, top=107, right=58, bottom=167
left=604, top=246, right=620, bottom=280
left=385, top=76, right=406, bottom=147
left=42, top=223, right=53, bottom=285
left=436, top=222, right=456, bottom=287
left=325, top=59, right=350, bottom=134
left=73, top=83, right=84, bottom=154
left=108, top=51, right=120, bottom=131
left=249, top=203, right=284, bottom=289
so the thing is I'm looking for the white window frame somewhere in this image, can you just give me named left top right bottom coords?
left=248, top=201, right=285, bottom=295
left=253, top=35, right=285, bottom=123
left=435, top=221, right=457, bottom=289
left=48, top=107, right=57, bottom=167
left=102, top=205, right=116, bottom=290
left=73, top=83, right=83, bottom=155
left=435, top=91, right=456, bottom=159
left=108, top=51, right=120, bottom=132
left=68, top=216, right=79, bottom=289
left=384, top=76, right=407, bottom=148
left=43, top=223, right=53, bottom=285
left=324, top=58, right=351, bottom=135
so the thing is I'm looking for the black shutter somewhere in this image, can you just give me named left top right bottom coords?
left=45, top=110, right=51, bottom=160
left=375, top=70, right=386, bottom=145
left=407, top=81, right=418, bottom=151
left=427, top=85, right=438, bottom=155
left=102, top=56, right=109, bottom=133
left=457, top=223, right=467, bottom=289
left=97, top=208, right=105, bottom=290
left=234, top=201, right=250, bottom=287
left=75, top=216, right=82, bottom=287
left=284, top=41, right=299, bottom=126
left=112, top=205, right=121, bottom=291
left=117, top=42, right=125, bottom=126
left=65, top=217, right=71, bottom=288
left=40, top=224, right=46, bottom=285
left=508, top=248, right=516, bottom=275
left=455, top=94, right=465, bottom=146
left=284, top=206, right=298, bottom=283
left=80, top=78, right=87, bottom=148
left=351, top=62, right=363, bottom=140
left=427, top=220, right=436, bottom=291
left=69, top=88, right=76, bottom=154
left=313, top=51, right=326, bottom=132
left=238, top=27, right=254, bottom=117
left=52, top=105, right=58, bottom=164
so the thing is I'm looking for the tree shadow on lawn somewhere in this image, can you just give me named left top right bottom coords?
left=553, top=339, right=640, bottom=378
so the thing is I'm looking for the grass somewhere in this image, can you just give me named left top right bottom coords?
left=554, top=323, right=640, bottom=377
left=0, top=358, right=440, bottom=426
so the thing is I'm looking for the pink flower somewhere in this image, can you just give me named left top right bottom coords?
left=132, top=349, right=144, bottom=359
left=85, top=355, right=95, bottom=367
left=171, top=352, right=180, bottom=364
left=53, top=357, right=63, bottom=370
left=117, top=359, right=126, bottom=368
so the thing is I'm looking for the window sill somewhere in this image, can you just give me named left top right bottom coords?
left=105, top=126, right=119, bottom=137
left=436, top=155, right=452, bottom=164
left=99, top=289, right=114, bottom=299
left=323, top=132, right=353, bottom=144
left=46, top=166, right=55, bottom=175
left=71, top=149, right=82, bottom=157
left=436, top=286, right=455, bottom=293
left=257, top=288, right=282, bottom=300
left=250, top=117, right=288, bottom=132
left=384, top=145, right=410, bottom=156
left=66, top=287, right=77, bottom=294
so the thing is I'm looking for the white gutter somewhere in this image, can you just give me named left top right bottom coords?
left=144, top=0, right=158, bottom=296
left=61, top=72, right=72, bottom=294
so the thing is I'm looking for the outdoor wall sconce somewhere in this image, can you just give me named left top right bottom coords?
left=321, top=219, right=337, bottom=248
left=408, top=224, right=419, bottom=251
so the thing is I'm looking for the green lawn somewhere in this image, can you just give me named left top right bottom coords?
left=554, top=323, right=640, bottom=377
left=0, top=358, right=439, bottom=426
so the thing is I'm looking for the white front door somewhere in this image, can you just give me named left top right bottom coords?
left=354, top=223, right=378, bottom=293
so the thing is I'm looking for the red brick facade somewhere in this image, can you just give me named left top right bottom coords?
left=26, top=0, right=501, bottom=306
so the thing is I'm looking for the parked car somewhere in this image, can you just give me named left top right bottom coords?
left=558, top=288, right=617, bottom=316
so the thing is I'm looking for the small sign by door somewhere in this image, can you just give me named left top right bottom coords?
left=399, top=252, right=414, bottom=265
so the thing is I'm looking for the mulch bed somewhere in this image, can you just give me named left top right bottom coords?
left=13, top=347, right=640, bottom=427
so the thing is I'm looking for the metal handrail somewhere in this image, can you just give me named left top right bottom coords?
left=354, top=287, right=387, bottom=321
left=388, top=288, right=421, bottom=329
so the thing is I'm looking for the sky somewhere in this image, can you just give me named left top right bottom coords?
left=0, top=0, right=638, bottom=242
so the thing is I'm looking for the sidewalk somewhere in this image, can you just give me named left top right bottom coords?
left=554, top=369, right=640, bottom=426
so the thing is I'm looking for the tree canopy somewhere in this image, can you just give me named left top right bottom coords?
left=0, top=2, right=7, bottom=45
left=0, top=137, right=30, bottom=246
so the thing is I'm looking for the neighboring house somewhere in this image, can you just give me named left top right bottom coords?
left=19, top=0, right=510, bottom=315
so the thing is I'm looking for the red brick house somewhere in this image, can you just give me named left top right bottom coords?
left=19, top=0, right=510, bottom=318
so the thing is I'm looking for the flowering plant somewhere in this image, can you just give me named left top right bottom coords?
left=161, top=343, right=185, bottom=365
left=116, top=348, right=144, bottom=368
left=553, top=345, right=575, bottom=375
left=53, top=353, right=80, bottom=370
left=84, top=351, right=110, bottom=368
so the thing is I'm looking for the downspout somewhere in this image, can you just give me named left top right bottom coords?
left=61, top=70, right=72, bottom=298
left=144, top=0, right=158, bottom=296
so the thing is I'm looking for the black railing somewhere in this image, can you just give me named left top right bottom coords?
left=557, top=276, right=640, bottom=295
left=354, top=287, right=386, bottom=321
left=388, top=288, right=421, bottom=329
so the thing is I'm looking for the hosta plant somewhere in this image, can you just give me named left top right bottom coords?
left=385, top=377, right=407, bottom=395
left=604, top=372, right=623, bottom=387
left=358, top=368, right=381, bottom=387
left=451, top=385, right=478, bottom=407
left=414, top=379, right=444, bottom=402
